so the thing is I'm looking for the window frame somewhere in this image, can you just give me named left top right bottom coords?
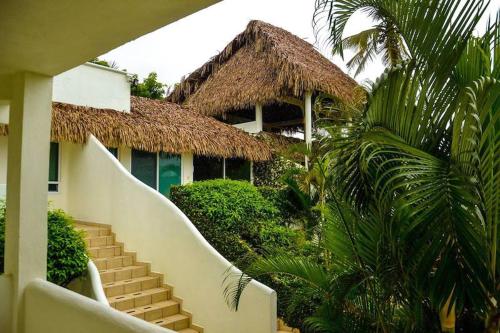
left=48, top=142, right=61, bottom=193
left=107, top=147, right=119, bottom=159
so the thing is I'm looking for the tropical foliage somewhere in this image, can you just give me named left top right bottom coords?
left=170, top=179, right=319, bottom=324
left=0, top=201, right=88, bottom=286
left=89, top=57, right=120, bottom=69
left=226, top=1, right=499, bottom=332
left=170, top=180, right=303, bottom=264
left=89, top=58, right=168, bottom=100
left=314, top=0, right=409, bottom=76
left=130, top=72, right=168, bottom=100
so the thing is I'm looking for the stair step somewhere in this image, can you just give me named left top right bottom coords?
left=93, top=255, right=134, bottom=270
left=149, top=313, right=190, bottom=331
left=109, top=287, right=170, bottom=310
left=85, top=235, right=115, bottom=247
left=81, top=222, right=201, bottom=332
left=103, top=276, right=160, bottom=297
left=88, top=245, right=122, bottom=258
left=124, top=300, right=180, bottom=322
left=76, top=225, right=110, bottom=237
left=100, top=265, right=148, bottom=283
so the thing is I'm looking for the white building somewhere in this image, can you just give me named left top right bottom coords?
left=0, top=2, right=278, bottom=333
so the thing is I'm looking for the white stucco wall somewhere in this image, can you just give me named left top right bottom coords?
left=0, top=104, right=8, bottom=124
left=0, top=274, right=12, bottom=333
left=53, top=63, right=131, bottom=112
left=233, top=121, right=262, bottom=134
left=25, top=279, right=173, bottom=333
left=0, top=136, right=7, bottom=198
left=119, top=146, right=132, bottom=172
left=63, top=136, right=277, bottom=333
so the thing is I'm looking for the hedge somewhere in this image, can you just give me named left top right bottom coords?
left=0, top=200, right=88, bottom=287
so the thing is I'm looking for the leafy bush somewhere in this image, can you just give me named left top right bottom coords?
left=0, top=200, right=88, bottom=286
left=171, top=180, right=282, bottom=263
left=257, top=186, right=301, bottom=227
left=253, top=155, right=301, bottom=188
left=171, top=180, right=317, bottom=327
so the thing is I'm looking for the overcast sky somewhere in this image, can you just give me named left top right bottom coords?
left=101, top=0, right=499, bottom=87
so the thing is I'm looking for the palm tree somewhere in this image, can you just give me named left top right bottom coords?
left=226, top=1, right=499, bottom=331
left=314, top=0, right=409, bottom=76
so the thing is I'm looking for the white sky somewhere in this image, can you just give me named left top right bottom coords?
left=101, top=0, right=499, bottom=87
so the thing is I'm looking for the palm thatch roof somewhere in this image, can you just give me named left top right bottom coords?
left=167, top=20, right=360, bottom=116
left=0, top=96, right=272, bottom=161
left=0, top=123, right=7, bottom=136
left=256, top=132, right=302, bottom=155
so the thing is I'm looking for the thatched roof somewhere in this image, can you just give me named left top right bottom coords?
left=0, top=97, right=272, bottom=161
left=256, top=132, right=302, bottom=155
left=167, top=20, right=360, bottom=116
left=0, top=123, right=7, bottom=136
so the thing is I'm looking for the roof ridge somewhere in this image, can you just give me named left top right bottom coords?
left=167, top=20, right=361, bottom=112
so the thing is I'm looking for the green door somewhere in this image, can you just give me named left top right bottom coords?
left=131, top=149, right=157, bottom=190
left=159, top=152, right=181, bottom=197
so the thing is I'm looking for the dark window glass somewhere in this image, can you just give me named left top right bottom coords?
left=107, top=147, right=119, bottom=158
left=158, top=152, right=181, bottom=197
left=193, top=156, right=223, bottom=181
left=225, top=158, right=251, bottom=181
left=48, top=142, right=59, bottom=192
left=131, top=150, right=157, bottom=189
left=48, top=183, right=59, bottom=192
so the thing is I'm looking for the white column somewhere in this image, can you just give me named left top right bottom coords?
left=118, top=146, right=132, bottom=172
left=181, top=153, right=194, bottom=184
left=250, top=161, right=254, bottom=184
left=255, top=103, right=263, bottom=133
left=4, top=72, right=53, bottom=333
left=304, top=91, right=313, bottom=168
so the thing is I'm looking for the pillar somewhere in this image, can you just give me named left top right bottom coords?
left=255, top=103, right=263, bottom=133
left=4, top=72, right=53, bottom=333
left=181, top=153, right=194, bottom=184
left=304, top=91, right=313, bottom=168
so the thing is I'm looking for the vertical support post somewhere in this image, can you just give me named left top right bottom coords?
left=304, top=91, right=313, bottom=169
left=4, top=72, right=53, bottom=333
left=181, top=153, right=194, bottom=185
left=255, top=103, right=263, bottom=133
left=222, top=158, right=226, bottom=179
left=250, top=161, right=254, bottom=184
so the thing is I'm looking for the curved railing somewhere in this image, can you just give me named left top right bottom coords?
left=87, top=261, right=108, bottom=305
left=25, top=279, right=173, bottom=333
left=64, top=136, right=277, bottom=333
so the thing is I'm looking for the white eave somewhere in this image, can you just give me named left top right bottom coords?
left=0, top=0, right=220, bottom=76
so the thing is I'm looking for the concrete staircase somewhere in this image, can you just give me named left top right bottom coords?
left=76, top=222, right=202, bottom=333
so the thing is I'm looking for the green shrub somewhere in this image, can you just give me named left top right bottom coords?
left=257, top=186, right=300, bottom=227
left=253, top=155, right=302, bottom=188
left=171, top=179, right=280, bottom=264
left=0, top=200, right=88, bottom=286
left=171, top=180, right=315, bottom=326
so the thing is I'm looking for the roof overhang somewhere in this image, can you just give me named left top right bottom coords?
left=0, top=0, right=219, bottom=76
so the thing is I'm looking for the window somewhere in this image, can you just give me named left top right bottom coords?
left=158, top=152, right=181, bottom=197
left=107, top=147, right=119, bottom=159
left=131, top=149, right=157, bottom=189
left=193, top=156, right=252, bottom=182
left=193, top=156, right=223, bottom=181
left=131, top=150, right=182, bottom=196
left=48, top=142, right=59, bottom=192
left=225, top=158, right=251, bottom=181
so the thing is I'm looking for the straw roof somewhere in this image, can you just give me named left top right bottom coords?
left=168, top=20, right=360, bottom=116
left=0, top=97, right=272, bottom=161
left=256, top=132, right=302, bottom=155
left=0, top=123, right=7, bottom=136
